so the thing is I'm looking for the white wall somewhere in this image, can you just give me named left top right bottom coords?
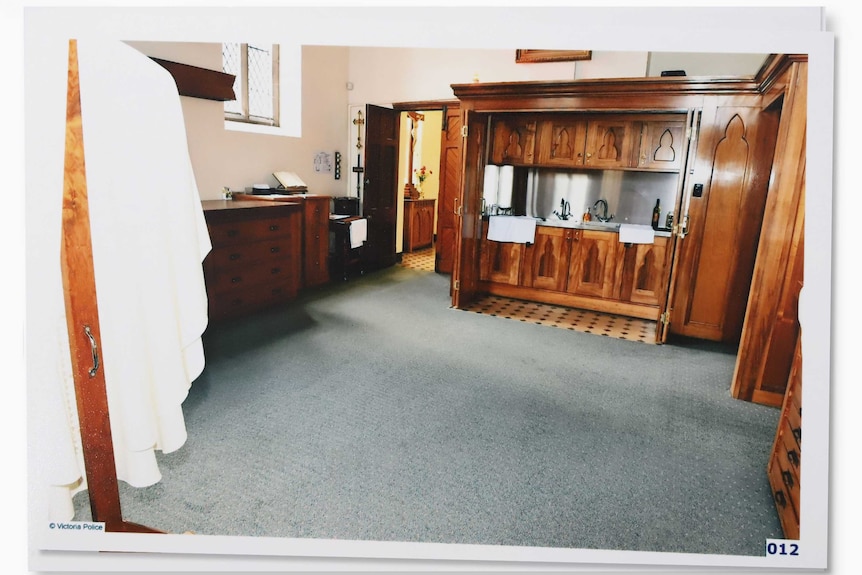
left=347, top=48, right=650, bottom=106
left=647, top=52, right=768, bottom=77
left=126, top=42, right=351, bottom=200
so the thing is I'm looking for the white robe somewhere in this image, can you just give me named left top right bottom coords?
left=38, top=39, right=211, bottom=521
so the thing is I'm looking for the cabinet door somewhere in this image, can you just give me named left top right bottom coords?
left=522, top=226, right=572, bottom=291
left=491, top=116, right=537, bottom=165
left=584, top=119, right=636, bottom=169
left=566, top=230, right=618, bottom=298
left=303, top=196, right=330, bottom=287
left=536, top=117, right=588, bottom=167
left=637, top=120, right=687, bottom=171
left=617, top=237, right=668, bottom=306
left=480, top=222, right=524, bottom=285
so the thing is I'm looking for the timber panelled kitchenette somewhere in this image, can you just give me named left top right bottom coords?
left=449, top=55, right=807, bottom=539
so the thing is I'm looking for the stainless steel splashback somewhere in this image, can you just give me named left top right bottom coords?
left=525, top=169, right=680, bottom=226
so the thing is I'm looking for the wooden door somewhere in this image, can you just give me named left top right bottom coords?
left=731, top=61, right=807, bottom=405
left=362, top=104, right=400, bottom=270
left=522, top=226, right=572, bottom=291
left=452, top=110, right=489, bottom=308
left=536, top=116, right=588, bottom=167
left=436, top=104, right=461, bottom=274
left=566, top=229, right=618, bottom=299
left=584, top=119, right=636, bottom=169
left=669, top=101, right=779, bottom=343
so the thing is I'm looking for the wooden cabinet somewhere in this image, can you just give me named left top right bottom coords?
left=300, top=195, right=331, bottom=288
left=477, top=222, right=669, bottom=321
left=490, top=115, right=537, bottom=165
left=403, top=198, right=436, bottom=252
left=479, top=221, right=524, bottom=285
left=522, top=226, right=572, bottom=291
left=767, top=335, right=802, bottom=539
left=637, top=118, right=687, bottom=171
left=617, top=239, right=669, bottom=306
left=535, top=116, right=588, bottom=167
left=566, top=230, right=619, bottom=299
left=202, top=200, right=302, bottom=322
left=583, top=118, right=637, bottom=169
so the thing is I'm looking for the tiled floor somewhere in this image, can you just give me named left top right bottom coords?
left=399, top=245, right=656, bottom=344
left=460, top=295, right=657, bottom=344
left=399, top=246, right=436, bottom=272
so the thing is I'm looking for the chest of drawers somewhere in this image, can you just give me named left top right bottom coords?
left=767, top=334, right=802, bottom=539
left=202, top=200, right=302, bottom=321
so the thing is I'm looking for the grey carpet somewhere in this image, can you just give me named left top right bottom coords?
left=73, top=265, right=783, bottom=556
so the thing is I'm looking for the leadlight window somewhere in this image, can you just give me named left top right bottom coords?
left=222, top=42, right=280, bottom=127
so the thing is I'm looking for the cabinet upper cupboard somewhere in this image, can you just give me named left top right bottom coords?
left=493, top=112, right=687, bottom=172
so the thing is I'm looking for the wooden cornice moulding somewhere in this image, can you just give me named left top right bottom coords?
left=451, top=76, right=763, bottom=101
left=150, top=57, right=236, bottom=102
left=755, top=54, right=809, bottom=94
left=392, top=99, right=460, bottom=111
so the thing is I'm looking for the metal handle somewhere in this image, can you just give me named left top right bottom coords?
left=782, top=470, right=795, bottom=489
left=774, top=490, right=787, bottom=508
left=83, top=325, right=100, bottom=377
left=269, top=224, right=280, bottom=231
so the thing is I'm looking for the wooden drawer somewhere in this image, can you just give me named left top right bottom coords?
left=768, top=452, right=800, bottom=540
left=207, top=215, right=295, bottom=248
left=204, top=238, right=296, bottom=272
left=204, top=256, right=297, bottom=296
left=208, top=279, right=296, bottom=322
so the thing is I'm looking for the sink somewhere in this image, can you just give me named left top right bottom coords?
left=579, top=221, right=621, bottom=231
left=535, top=218, right=620, bottom=232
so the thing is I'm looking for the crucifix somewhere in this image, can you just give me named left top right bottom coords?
left=403, top=111, right=424, bottom=200
left=352, top=110, right=365, bottom=198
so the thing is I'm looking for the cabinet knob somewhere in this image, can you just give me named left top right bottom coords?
left=230, top=276, right=242, bottom=284
left=270, top=246, right=281, bottom=253
left=269, top=224, right=280, bottom=231
left=229, top=253, right=241, bottom=261
left=774, top=490, right=787, bottom=508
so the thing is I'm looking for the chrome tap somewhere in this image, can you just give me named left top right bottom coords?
left=553, top=198, right=573, bottom=220
left=593, top=199, right=614, bottom=223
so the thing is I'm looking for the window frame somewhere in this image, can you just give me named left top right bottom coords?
left=224, top=43, right=280, bottom=128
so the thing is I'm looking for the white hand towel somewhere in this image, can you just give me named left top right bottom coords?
left=349, top=217, right=368, bottom=248
left=488, top=216, right=537, bottom=244
left=619, top=224, right=656, bottom=244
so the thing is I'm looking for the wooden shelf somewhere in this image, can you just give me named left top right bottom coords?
left=151, top=57, right=235, bottom=102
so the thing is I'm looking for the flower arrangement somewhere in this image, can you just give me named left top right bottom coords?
left=414, top=165, right=432, bottom=186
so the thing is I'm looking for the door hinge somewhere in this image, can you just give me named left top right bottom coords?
left=461, top=125, right=468, bottom=138
left=454, top=280, right=460, bottom=290
left=685, top=126, right=692, bottom=139
left=660, top=311, right=670, bottom=326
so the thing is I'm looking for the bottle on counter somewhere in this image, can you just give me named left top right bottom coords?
left=651, top=199, right=661, bottom=230
left=583, top=209, right=592, bottom=222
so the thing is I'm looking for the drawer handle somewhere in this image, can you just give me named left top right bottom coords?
left=781, top=470, right=795, bottom=490
left=231, top=276, right=242, bottom=284
left=227, top=229, right=239, bottom=237
left=271, top=267, right=281, bottom=275
left=229, top=253, right=241, bottom=261
left=270, top=246, right=281, bottom=254
left=774, top=490, right=787, bottom=508
left=269, top=224, right=280, bottom=231
left=791, top=426, right=802, bottom=444
left=787, top=449, right=800, bottom=468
